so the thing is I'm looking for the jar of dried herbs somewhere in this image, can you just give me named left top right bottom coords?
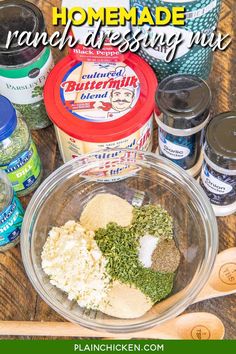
left=0, top=95, right=43, bottom=197
left=0, top=0, right=54, bottom=130
left=0, top=170, right=24, bottom=252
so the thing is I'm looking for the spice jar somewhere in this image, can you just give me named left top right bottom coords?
left=0, top=170, right=24, bottom=252
left=131, top=0, right=222, bottom=81
left=0, top=95, right=43, bottom=197
left=200, top=112, right=236, bottom=217
left=155, top=74, right=212, bottom=177
left=0, top=0, right=54, bottom=130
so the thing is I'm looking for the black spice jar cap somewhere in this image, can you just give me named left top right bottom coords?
left=155, top=74, right=212, bottom=130
left=0, top=0, right=45, bottom=66
left=205, top=112, right=236, bottom=170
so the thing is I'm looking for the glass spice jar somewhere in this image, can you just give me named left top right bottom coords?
left=0, top=170, right=24, bottom=252
left=0, top=95, right=43, bottom=197
left=155, top=74, right=212, bottom=177
left=0, top=0, right=54, bottom=130
left=200, top=112, right=236, bottom=217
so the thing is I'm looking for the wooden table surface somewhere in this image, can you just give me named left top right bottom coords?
left=0, top=0, right=235, bottom=340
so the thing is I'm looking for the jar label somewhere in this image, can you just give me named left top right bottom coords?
left=0, top=48, right=54, bottom=105
left=133, top=0, right=218, bottom=61
left=60, top=62, right=140, bottom=123
left=0, top=141, right=42, bottom=193
left=0, top=195, right=24, bottom=247
left=201, top=163, right=233, bottom=195
left=159, top=129, right=191, bottom=160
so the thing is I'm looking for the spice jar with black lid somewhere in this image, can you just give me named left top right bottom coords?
left=200, top=112, right=236, bottom=217
left=0, top=0, right=54, bottom=130
left=155, top=74, right=212, bottom=177
left=0, top=95, right=43, bottom=196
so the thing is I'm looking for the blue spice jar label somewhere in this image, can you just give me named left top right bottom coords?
left=158, top=128, right=201, bottom=169
left=0, top=194, right=24, bottom=247
left=0, top=141, right=42, bottom=193
left=200, top=162, right=236, bottom=206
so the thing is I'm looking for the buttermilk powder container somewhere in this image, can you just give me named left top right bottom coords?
left=44, top=54, right=157, bottom=162
left=155, top=74, right=212, bottom=177
left=200, top=112, right=236, bottom=217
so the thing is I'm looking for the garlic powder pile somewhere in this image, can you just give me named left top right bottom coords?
left=41, top=220, right=111, bottom=310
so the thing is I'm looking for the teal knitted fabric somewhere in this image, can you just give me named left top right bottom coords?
left=130, top=0, right=222, bottom=81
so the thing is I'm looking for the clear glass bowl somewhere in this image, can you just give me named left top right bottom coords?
left=21, top=149, right=218, bottom=333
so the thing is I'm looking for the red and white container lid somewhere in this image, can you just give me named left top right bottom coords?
left=44, top=53, right=157, bottom=144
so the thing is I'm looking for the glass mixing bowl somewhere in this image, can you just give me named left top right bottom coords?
left=21, top=149, right=218, bottom=333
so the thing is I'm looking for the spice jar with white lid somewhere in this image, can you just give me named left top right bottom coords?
left=0, top=95, right=43, bottom=197
left=0, top=0, right=54, bottom=130
left=200, top=112, right=236, bottom=217
left=155, top=74, right=212, bottom=177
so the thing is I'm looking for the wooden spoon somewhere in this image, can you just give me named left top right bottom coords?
left=0, top=312, right=224, bottom=339
left=0, top=248, right=233, bottom=339
left=149, top=247, right=236, bottom=317
left=195, top=247, right=236, bottom=303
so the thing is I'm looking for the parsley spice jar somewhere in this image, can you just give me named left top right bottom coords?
left=0, top=170, right=24, bottom=252
left=0, top=96, right=43, bottom=197
left=0, top=0, right=54, bottom=130
left=155, top=74, right=212, bottom=177
left=200, top=112, right=236, bottom=217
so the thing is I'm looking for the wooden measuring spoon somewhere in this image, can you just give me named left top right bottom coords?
left=0, top=249, right=232, bottom=339
left=149, top=247, right=236, bottom=317
left=195, top=247, right=236, bottom=303
left=0, top=312, right=225, bottom=339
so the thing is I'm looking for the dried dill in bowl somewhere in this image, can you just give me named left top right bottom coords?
left=95, top=204, right=180, bottom=304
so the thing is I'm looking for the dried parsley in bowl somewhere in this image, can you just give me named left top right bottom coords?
left=95, top=204, right=176, bottom=304
left=131, top=205, right=174, bottom=241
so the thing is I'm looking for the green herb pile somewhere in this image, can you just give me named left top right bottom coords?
left=0, top=117, right=29, bottom=165
left=14, top=99, right=51, bottom=130
left=95, top=205, right=175, bottom=304
left=131, top=205, right=173, bottom=240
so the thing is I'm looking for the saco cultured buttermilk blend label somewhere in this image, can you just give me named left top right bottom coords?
left=60, top=62, right=140, bottom=123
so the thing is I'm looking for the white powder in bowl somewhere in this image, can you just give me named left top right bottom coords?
left=41, top=220, right=111, bottom=310
left=138, top=234, right=159, bottom=268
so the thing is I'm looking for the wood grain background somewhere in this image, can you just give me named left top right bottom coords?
left=0, top=0, right=235, bottom=340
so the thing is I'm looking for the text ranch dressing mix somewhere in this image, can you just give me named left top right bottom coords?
left=131, top=0, right=222, bottom=80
